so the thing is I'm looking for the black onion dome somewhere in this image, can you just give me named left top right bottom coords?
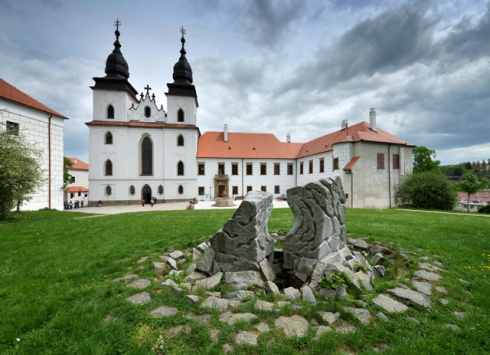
left=105, top=29, right=129, bottom=79
left=172, top=36, right=193, bottom=84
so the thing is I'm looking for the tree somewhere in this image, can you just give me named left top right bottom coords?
left=413, top=146, right=440, bottom=173
left=454, top=172, right=490, bottom=212
left=63, top=157, right=73, bottom=190
left=465, top=161, right=472, bottom=170
left=395, top=171, right=457, bottom=210
left=0, top=131, right=44, bottom=219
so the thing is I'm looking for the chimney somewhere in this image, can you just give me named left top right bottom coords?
left=74, top=159, right=77, bottom=164
left=287, top=133, right=291, bottom=143
left=341, top=119, right=348, bottom=130
left=370, top=108, right=377, bottom=132
left=224, top=124, right=228, bottom=142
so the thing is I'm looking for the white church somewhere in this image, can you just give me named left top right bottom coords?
left=87, top=26, right=414, bottom=209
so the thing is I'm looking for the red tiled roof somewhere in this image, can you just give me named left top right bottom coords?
left=66, top=186, right=89, bottom=193
left=296, top=121, right=414, bottom=158
left=197, top=132, right=301, bottom=159
left=66, top=157, right=89, bottom=171
left=0, top=79, right=68, bottom=119
left=343, top=156, right=361, bottom=170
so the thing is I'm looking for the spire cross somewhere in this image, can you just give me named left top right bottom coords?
left=144, top=85, right=151, bottom=96
left=114, top=18, right=121, bottom=31
left=180, top=26, right=186, bottom=38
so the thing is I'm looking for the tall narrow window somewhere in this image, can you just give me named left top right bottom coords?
left=105, top=132, right=113, bottom=144
left=144, top=106, right=151, bottom=118
left=218, top=163, right=225, bottom=175
left=274, top=163, right=280, bottom=175
left=309, top=160, right=313, bottom=174
left=319, top=158, right=325, bottom=173
left=274, top=185, right=280, bottom=194
left=393, top=154, right=400, bottom=169
left=232, top=186, right=238, bottom=195
left=178, top=185, right=184, bottom=194
left=177, top=134, right=184, bottom=146
left=198, top=186, right=205, bottom=195
left=287, top=163, right=293, bottom=175
left=107, top=105, right=114, bottom=119
left=246, top=163, right=253, bottom=175
left=300, top=162, right=304, bottom=174
left=105, top=160, right=113, bottom=176
left=141, top=137, right=152, bottom=175
left=333, top=158, right=339, bottom=170
left=198, top=163, right=205, bottom=175
left=260, top=163, right=267, bottom=175
left=158, top=185, right=164, bottom=194
left=232, top=163, right=238, bottom=175
left=377, top=153, right=385, bottom=169
left=178, top=109, right=184, bottom=122
left=105, top=185, right=112, bottom=196
left=178, top=161, right=184, bottom=176
left=129, top=185, right=135, bottom=195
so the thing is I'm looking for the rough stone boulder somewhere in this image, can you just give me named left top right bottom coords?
left=210, top=191, right=274, bottom=263
left=283, top=177, right=346, bottom=261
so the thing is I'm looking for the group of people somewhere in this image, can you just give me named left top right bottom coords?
left=64, top=200, right=84, bottom=209
left=142, top=197, right=158, bottom=207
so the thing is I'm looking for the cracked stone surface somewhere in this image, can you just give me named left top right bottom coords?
left=388, top=288, right=431, bottom=308
left=169, top=250, right=184, bottom=260
left=301, top=285, right=317, bottom=304
left=126, top=291, right=151, bottom=304
left=150, top=306, right=179, bottom=318
left=419, top=262, right=443, bottom=272
left=235, top=330, right=258, bottom=345
left=440, top=298, right=449, bottom=305
left=314, top=326, right=332, bottom=340
left=255, top=300, right=274, bottom=311
left=224, top=313, right=257, bottom=325
left=209, top=328, right=220, bottom=343
left=412, top=281, right=433, bottom=295
left=255, top=322, right=270, bottom=332
left=283, top=178, right=347, bottom=260
left=372, top=294, right=408, bottom=313
left=225, top=271, right=264, bottom=290
left=137, top=256, right=148, bottom=263
left=125, top=279, right=151, bottom=289
left=414, top=270, right=441, bottom=281
left=210, top=191, right=274, bottom=263
left=318, top=311, right=341, bottom=325
left=342, top=307, right=371, bottom=325
left=201, top=296, right=229, bottom=310
left=335, top=324, right=356, bottom=333
left=192, top=272, right=222, bottom=292
left=275, top=315, right=309, bottom=337
left=185, top=313, right=212, bottom=324
left=436, top=286, right=447, bottom=293
left=284, top=287, right=301, bottom=300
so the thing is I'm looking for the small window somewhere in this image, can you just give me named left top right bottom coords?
left=129, top=185, right=135, bottom=195
left=178, top=161, right=184, bottom=176
left=178, top=185, right=184, bottom=194
left=377, top=153, right=385, bottom=169
left=78, top=191, right=81, bottom=197
left=178, top=108, right=184, bottom=122
left=393, top=154, right=400, bottom=169
left=177, top=135, right=184, bottom=146
left=105, top=132, right=113, bottom=144
left=218, top=163, right=225, bottom=175
left=232, top=163, right=238, bottom=175
left=319, top=158, right=325, bottom=173
left=198, top=163, right=205, bottom=175
left=261, top=186, right=267, bottom=192
left=107, top=105, right=114, bottom=119
left=144, top=106, right=151, bottom=118
left=158, top=185, right=164, bottom=195
left=274, top=163, right=280, bottom=175
left=333, top=158, right=339, bottom=171
left=247, top=186, right=253, bottom=192
left=70, top=193, right=74, bottom=198
left=232, top=186, right=238, bottom=195
left=274, top=185, right=280, bottom=194
left=287, top=163, right=293, bottom=175
left=309, top=160, right=313, bottom=174
left=300, top=162, right=304, bottom=174
left=6, top=121, right=19, bottom=134
left=71, top=176, right=75, bottom=183
left=260, top=163, right=267, bottom=175
left=105, top=160, right=113, bottom=176
left=84, top=194, right=88, bottom=198
left=246, top=163, right=253, bottom=175
left=105, top=185, right=112, bottom=196
left=198, top=186, right=205, bottom=195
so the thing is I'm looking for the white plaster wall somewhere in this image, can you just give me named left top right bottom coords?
left=93, top=90, right=138, bottom=122
left=127, top=94, right=166, bottom=122
left=0, top=99, right=65, bottom=211
left=166, top=96, right=197, bottom=125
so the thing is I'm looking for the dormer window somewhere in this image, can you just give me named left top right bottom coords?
left=107, top=105, right=114, bottom=119
left=178, top=108, right=184, bottom=122
left=144, top=106, right=151, bottom=118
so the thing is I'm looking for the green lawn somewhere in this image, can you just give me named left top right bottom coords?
left=0, top=208, right=489, bottom=354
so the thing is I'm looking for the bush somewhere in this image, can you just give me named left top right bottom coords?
left=478, top=203, right=490, bottom=214
left=395, top=171, right=457, bottom=210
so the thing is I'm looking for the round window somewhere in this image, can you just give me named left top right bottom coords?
left=178, top=185, right=184, bottom=195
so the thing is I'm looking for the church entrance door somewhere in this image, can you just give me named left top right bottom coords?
left=142, top=184, right=152, bottom=204
left=218, top=185, right=226, bottom=197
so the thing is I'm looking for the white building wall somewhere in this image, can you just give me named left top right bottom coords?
left=166, top=96, right=197, bottom=125
left=0, top=99, right=65, bottom=211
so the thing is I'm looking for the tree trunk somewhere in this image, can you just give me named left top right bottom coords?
left=467, top=196, right=470, bottom=213
left=16, top=200, right=21, bottom=212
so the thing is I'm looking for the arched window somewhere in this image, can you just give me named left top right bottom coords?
left=105, top=132, right=113, bottom=145
left=105, top=160, right=113, bottom=176
left=158, top=185, right=163, bottom=195
left=178, top=185, right=184, bottom=195
left=107, top=105, right=114, bottom=119
left=105, top=185, right=112, bottom=196
left=129, top=185, right=135, bottom=195
left=144, top=106, right=151, bottom=118
left=177, top=108, right=184, bottom=122
left=141, top=137, right=152, bottom=175
left=177, top=161, right=184, bottom=176
left=177, top=134, right=184, bottom=146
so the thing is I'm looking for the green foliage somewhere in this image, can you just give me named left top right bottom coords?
left=63, top=157, right=73, bottom=190
left=354, top=262, right=368, bottom=273
left=318, top=270, right=351, bottom=290
left=455, top=172, right=490, bottom=212
left=413, top=146, right=441, bottom=173
left=0, top=131, right=44, bottom=219
left=477, top=203, right=490, bottom=214
left=395, top=171, right=457, bottom=210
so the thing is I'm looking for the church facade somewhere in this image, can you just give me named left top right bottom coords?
left=87, top=27, right=414, bottom=209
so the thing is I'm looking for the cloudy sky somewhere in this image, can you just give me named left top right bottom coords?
left=1, top=0, right=489, bottom=165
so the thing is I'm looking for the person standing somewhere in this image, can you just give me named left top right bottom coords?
left=142, top=199, right=145, bottom=207
left=150, top=198, right=154, bottom=207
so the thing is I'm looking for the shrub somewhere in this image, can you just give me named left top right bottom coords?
left=395, top=171, right=457, bottom=210
left=478, top=203, right=490, bottom=214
